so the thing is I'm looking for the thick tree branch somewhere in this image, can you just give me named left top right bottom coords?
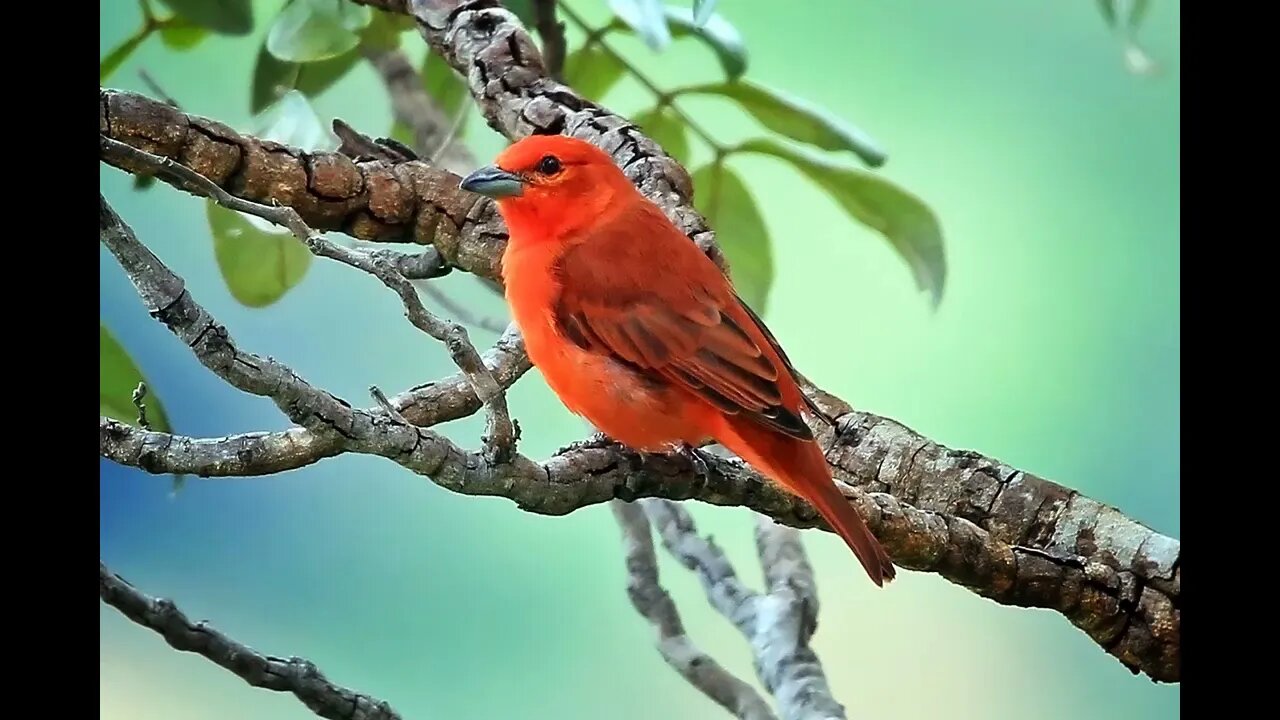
left=100, top=561, right=401, bottom=720
left=98, top=87, right=1178, bottom=681
left=612, top=501, right=777, bottom=720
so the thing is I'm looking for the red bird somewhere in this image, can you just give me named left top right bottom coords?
left=461, top=135, right=896, bottom=586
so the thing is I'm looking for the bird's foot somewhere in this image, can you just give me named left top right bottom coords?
left=672, top=443, right=714, bottom=484
left=557, top=431, right=616, bottom=455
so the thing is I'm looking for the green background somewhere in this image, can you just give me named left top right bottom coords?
left=100, top=1, right=1180, bottom=718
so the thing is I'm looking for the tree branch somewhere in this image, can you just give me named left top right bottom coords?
left=101, top=138, right=517, bottom=462
left=752, top=517, right=845, bottom=720
left=612, top=501, right=777, bottom=720
left=644, top=501, right=847, bottom=720
left=98, top=87, right=1178, bottom=681
left=100, top=561, right=402, bottom=720
left=532, top=0, right=567, bottom=79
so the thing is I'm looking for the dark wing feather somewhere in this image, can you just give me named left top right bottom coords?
left=552, top=234, right=812, bottom=440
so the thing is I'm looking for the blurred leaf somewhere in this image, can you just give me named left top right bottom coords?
left=739, top=138, right=945, bottom=307
left=1127, top=0, right=1151, bottom=28
left=207, top=201, right=313, bottom=308
left=685, top=80, right=886, bottom=167
left=609, top=0, right=671, bottom=51
left=504, top=0, right=536, bottom=25
left=254, top=90, right=334, bottom=151
left=156, top=0, right=252, bottom=35
left=423, top=52, right=470, bottom=119
left=633, top=106, right=690, bottom=161
left=359, top=8, right=403, bottom=50
left=159, top=18, right=209, bottom=50
left=266, top=0, right=371, bottom=63
left=692, top=0, right=716, bottom=27
left=692, top=163, right=773, bottom=313
left=563, top=43, right=626, bottom=101
left=1095, top=0, right=1117, bottom=28
left=664, top=7, right=746, bottom=79
left=100, top=28, right=149, bottom=82
left=252, top=43, right=359, bottom=113
left=133, top=175, right=157, bottom=191
left=607, top=5, right=746, bottom=78
left=101, top=322, right=171, bottom=433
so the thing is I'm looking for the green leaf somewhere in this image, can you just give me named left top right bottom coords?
left=156, top=0, right=252, bottom=35
left=663, top=7, right=747, bottom=79
left=563, top=43, right=627, bottom=102
left=100, top=28, right=149, bottom=83
left=159, top=18, right=209, bottom=50
left=739, top=138, right=946, bottom=307
left=692, top=163, right=773, bottom=314
left=692, top=0, right=716, bottom=27
left=684, top=80, right=886, bottom=167
left=101, top=322, right=171, bottom=433
left=207, top=201, right=313, bottom=308
left=252, top=42, right=359, bottom=114
left=1096, top=0, right=1117, bottom=28
left=422, top=52, right=470, bottom=119
left=633, top=106, right=690, bottom=162
left=266, top=0, right=371, bottom=63
left=606, top=5, right=746, bottom=78
left=610, top=0, right=672, bottom=51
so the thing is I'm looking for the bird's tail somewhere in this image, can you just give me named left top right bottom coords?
left=715, top=417, right=896, bottom=586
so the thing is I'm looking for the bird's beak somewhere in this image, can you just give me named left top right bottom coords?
left=459, top=165, right=525, bottom=199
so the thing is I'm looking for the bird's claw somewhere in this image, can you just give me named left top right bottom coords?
left=674, top=443, right=713, bottom=484
left=557, top=431, right=615, bottom=455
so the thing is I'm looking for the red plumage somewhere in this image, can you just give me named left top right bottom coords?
left=463, top=135, right=895, bottom=586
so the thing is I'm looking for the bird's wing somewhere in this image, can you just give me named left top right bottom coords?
left=551, top=208, right=813, bottom=440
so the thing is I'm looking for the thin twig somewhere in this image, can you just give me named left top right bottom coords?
left=137, top=69, right=180, bottom=108
left=99, top=136, right=517, bottom=463
left=533, top=0, right=568, bottom=79
left=415, top=281, right=509, bottom=334
left=131, top=382, right=151, bottom=430
left=429, top=95, right=472, bottom=166
left=558, top=2, right=723, bottom=153
left=612, top=501, right=778, bottom=720
left=100, top=561, right=402, bottom=720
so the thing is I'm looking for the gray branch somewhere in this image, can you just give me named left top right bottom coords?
left=100, top=561, right=401, bottom=720
left=612, top=501, right=778, bottom=720
left=100, top=137, right=517, bottom=463
left=752, top=518, right=846, bottom=720
left=643, top=501, right=847, bottom=720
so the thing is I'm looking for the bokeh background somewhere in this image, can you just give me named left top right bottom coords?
left=100, top=1, right=1180, bottom=718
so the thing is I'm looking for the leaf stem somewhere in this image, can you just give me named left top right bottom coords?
left=558, top=2, right=724, bottom=155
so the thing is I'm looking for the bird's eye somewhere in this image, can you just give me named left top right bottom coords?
left=536, top=155, right=562, bottom=176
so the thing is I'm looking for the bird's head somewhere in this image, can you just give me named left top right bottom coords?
left=459, top=135, right=633, bottom=241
